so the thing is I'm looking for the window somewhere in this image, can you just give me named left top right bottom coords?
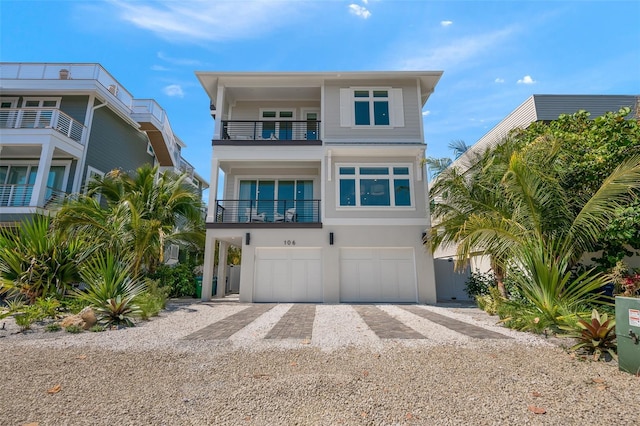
left=238, top=179, right=314, bottom=222
left=85, top=166, right=105, bottom=203
left=20, top=98, right=61, bottom=129
left=340, top=88, right=404, bottom=128
left=337, top=164, right=412, bottom=208
left=0, top=161, right=69, bottom=207
left=260, top=109, right=295, bottom=139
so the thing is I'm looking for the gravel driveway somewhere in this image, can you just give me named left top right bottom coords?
left=1, top=299, right=638, bottom=425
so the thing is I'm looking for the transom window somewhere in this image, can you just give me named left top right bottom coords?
left=354, top=89, right=389, bottom=126
left=337, top=164, right=412, bottom=207
left=260, top=109, right=295, bottom=139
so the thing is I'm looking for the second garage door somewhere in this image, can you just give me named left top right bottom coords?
left=340, top=248, right=417, bottom=303
left=254, top=248, right=323, bottom=302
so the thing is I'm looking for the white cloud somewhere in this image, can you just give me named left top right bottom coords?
left=151, top=65, right=170, bottom=71
left=440, top=20, right=453, bottom=27
left=107, top=0, right=297, bottom=42
left=494, top=78, right=505, bottom=83
left=349, top=4, right=371, bottom=19
left=517, top=75, right=536, bottom=84
left=157, top=51, right=201, bottom=67
left=422, top=110, right=431, bottom=117
left=398, top=26, right=517, bottom=70
left=163, top=84, right=184, bottom=98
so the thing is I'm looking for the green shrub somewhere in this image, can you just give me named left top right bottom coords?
left=475, top=286, right=504, bottom=315
left=33, top=296, right=61, bottom=320
left=149, top=263, right=196, bottom=298
left=65, top=324, right=83, bottom=334
left=59, top=297, right=91, bottom=315
left=45, top=323, right=62, bottom=332
left=89, top=324, right=106, bottom=332
left=135, top=279, right=169, bottom=320
left=465, top=270, right=494, bottom=298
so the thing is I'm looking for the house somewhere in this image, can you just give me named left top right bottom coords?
left=0, top=62, right=207, bottom=227
left=432, top=94, right=640, bottom=301
left=196, top=71, right=443, bottom=303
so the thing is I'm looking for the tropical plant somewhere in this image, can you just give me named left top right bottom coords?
left=74, top=252, right=146, bottom=327
left=57, top=165, right=205, bottom=276
left=44, top=323, right=62, bottom=332
left=560, top=309, right=617, bottom=360
left=135, top=279, right=169, bottom=320
left=0, top=215, right=85, bottom=302
left=64, top=324, right=83, bottom=334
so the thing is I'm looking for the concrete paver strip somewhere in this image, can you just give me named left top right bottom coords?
left=265, top=304, right=315, bottom=339
left=400, top=305, right=512, bottom=339
left=183, top=304, right=275, bottom=340
left=352, top=305, right=425, bottom=339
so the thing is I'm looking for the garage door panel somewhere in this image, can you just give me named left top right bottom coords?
left=340, top=248, right=417, bottom=303
left=254, top=248, right=322, bottom=303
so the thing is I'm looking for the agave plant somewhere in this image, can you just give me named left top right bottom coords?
left=74, top=251, right=146, bottom=327
left=561, top=309, right=617, bottom=361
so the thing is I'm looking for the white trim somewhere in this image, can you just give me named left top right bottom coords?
left=20, top=97, right=62, bottom=108
left=335, top=162, right=414, bottom=208
left=0, top=97, right=19, bottom=108
left=323, top=218, right=429, bottom=226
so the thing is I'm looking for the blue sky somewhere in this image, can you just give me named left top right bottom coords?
left=2, top=0, right=639, bottom=197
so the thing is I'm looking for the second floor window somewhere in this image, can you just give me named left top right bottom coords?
left=337, top=164, right=412, bottom=208
left=340, top=87, right=404, bottom=128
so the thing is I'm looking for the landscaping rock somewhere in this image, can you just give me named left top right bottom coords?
left=60, top=307, right=97, bottom=330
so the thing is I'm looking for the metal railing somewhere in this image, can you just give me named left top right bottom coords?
left=220, top=120, right=321, bottom=141
left=0, top=184, right=68, bottom=208
left=214, top=199, right=321, bottom=224
left=0, top=108, right=86, bottom=143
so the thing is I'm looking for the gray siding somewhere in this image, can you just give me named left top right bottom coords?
left=323, top=79, right=423, bottom=142
left=532, top=95, right=638, bottom=120
left=60, top=96, right=89, bottom=123
left=84, top=107, right=152, bottom=182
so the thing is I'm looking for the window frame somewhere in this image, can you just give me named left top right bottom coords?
left=335, top=163, right=414, bottom=209
left=346, top=87, right=401, bottom=128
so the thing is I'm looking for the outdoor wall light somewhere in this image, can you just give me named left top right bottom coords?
left=421, top=232, right=427, bottom=241
left=329, top=232, right=334, bottom=245
left=245, top=233, right=250, bottom=245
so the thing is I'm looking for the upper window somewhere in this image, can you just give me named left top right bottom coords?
left=340, top=88, right=404, bottom=128
left=337, top=164, right=412, bottom=208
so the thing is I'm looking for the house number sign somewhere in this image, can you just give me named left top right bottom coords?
left=284, top=240, right=296, bottom=246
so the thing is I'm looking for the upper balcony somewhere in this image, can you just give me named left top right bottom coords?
left=0, top=107, right=86, bottom=144
left=213, top=120, right=322, bottom=146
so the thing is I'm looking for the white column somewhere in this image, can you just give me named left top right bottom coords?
left=30, top=142, right=55, bottom=207
left=207, top=158, right=219, bottom=223
left=201, top=232, right=216, bottom=301
left=216, top=241, right=229, bottom=298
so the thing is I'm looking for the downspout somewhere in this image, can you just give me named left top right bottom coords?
left=72, top=96, right=107, bottom=192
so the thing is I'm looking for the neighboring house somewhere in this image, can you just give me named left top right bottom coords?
left=432, top=94, right=640, bottom=301
left=196, top=71, right=443, bottom=303
left=0, top=62, right=208, bottom=228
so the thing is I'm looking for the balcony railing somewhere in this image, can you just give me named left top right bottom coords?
left=0, top=184, right=68, bottom=208
left=218, top=120, right=321, bottom=143
left=213, top=199, right=321, bottom=224
left=0, top=108, right=86, bottom=143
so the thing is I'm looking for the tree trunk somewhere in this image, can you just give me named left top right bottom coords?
left=491, top=259, right=507, bottom=298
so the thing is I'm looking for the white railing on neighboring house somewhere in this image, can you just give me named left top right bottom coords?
left=0, top=108, right=86, bottom=144
left=0, top=184, right=68, bottom=208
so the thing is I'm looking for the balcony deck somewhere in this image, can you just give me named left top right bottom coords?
left=213, top=120, right=322, bottom=146
left=207, top=199, right=322, bottom=228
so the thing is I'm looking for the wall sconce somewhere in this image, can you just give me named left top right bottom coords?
left=421, top=232, right=427, bottom=242
left=245, top=232, right=250, bottom=245
left=329, top=232, right=334, bottom=245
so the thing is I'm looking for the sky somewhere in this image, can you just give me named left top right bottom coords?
left=2, top=0, right=639, bottom=198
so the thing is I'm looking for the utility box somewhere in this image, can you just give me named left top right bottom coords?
left=615, top=296, right=640, bottom=375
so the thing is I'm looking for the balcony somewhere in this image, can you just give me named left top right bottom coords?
left=0, top=108, right=86, bottom=144
left=208, top=199, right=322, bottom=228
left=213, top=120, right=322, bottom=146
left=0, top=184, right=68, bottom=208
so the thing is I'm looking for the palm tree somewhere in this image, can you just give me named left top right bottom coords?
left=57, top=165, right=204, bottom=275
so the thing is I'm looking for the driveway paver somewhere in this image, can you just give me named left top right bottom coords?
left=265, top=304, right=315, bottom=339
left=400, top=305, right=511, bottom=339
left=352, top=305, right=425, bottom=339
left=183, top=304, right=275, bottom=340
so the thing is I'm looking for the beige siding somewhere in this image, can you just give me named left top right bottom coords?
left=323, top=79, right=423, bottom=142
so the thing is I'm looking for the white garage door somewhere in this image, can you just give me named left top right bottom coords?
left=254, top=248, right=323, bottom=302
left=340, top=248, right=417, bottom=303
